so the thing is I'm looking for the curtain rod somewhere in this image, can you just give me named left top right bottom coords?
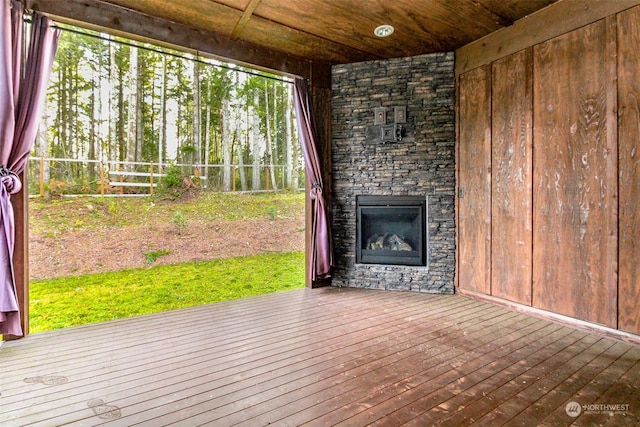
left=25, top=16, right=292, bottom=84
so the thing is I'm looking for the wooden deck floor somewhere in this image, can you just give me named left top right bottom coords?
left=2, top=287, right=640, bottom=426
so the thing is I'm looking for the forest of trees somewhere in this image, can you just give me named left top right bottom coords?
left=32, top=24, right=303, bottom=194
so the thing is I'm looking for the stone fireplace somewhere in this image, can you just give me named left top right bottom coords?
left=356, top=195, right=427, bottom=267
left=331, top=52, right=455, bottom=293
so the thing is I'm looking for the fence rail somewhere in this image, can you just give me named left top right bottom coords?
left=28, top=157, right=304, bottom=197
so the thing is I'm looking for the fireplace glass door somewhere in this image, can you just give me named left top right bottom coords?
left=356, top=195, right=427, bottom=266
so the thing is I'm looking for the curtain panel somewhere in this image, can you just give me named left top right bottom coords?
left=293, top=78, right=333, bottom=281
left=0, top=0, right=59, bottom=336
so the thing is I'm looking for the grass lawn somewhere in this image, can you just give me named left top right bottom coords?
left=30, top=252, right=305, bottom=333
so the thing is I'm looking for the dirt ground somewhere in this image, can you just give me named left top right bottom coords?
left=29, top=216, right=305, bottom=281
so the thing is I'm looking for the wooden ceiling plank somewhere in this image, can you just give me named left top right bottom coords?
left=101, top=0, right=240, bottom=34
left=27, top=0, right=564, bottom=66
left=26, top=0, right=312, bottom=79
left=231, top=0, right=262, bottom=39
left=235, top=14, right=379, bottom=63
left=476, top=0, right=559, bottom=25
left=103, top=0, right=374, bottom=64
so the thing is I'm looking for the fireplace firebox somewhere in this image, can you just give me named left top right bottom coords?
left=356, top=195, right=427, bottom=266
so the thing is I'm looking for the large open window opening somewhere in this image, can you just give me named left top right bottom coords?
left=27, top=22, right=307, bottom=333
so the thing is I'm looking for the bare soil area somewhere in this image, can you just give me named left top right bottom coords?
left=30, top=216, right=305, bottom=281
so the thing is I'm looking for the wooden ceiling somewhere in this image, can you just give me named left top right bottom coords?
left=92, top=0, right=559, bottom=64
left=27, top=0, right=558, bottom=77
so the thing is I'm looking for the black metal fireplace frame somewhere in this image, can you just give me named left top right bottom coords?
left=356, top=195, right=428, bottom=266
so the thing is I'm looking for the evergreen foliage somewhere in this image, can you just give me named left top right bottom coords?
left=38, top=24, right=303, bottom=193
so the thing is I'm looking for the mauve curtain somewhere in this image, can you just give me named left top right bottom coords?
left=0, top=0, right=59, bottom=336
left=293, top=78, right=333, bottom=281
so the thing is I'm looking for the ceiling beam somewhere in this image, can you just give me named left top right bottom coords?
left=26, top=0, right=314, bottom=79
left=231, top=0, right=262, bottom=39
left=456, top=0, right=640, bottom=75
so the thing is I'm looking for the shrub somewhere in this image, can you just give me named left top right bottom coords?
left=172, top=210, right=187, bottom=234
left=159, top=164, right=183, bottom=189
left=157, top=164, right=199, bottom=199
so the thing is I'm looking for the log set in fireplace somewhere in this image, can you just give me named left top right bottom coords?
left=356, top=195, right=427, bottom=266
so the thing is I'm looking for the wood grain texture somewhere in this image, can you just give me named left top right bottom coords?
left=458, top=65, right=492, bottom=295
left=617, top=5, right=640, bottom=334
left=490, top=49, right=533, bottom=305
left=3, top=287, right=640, bottom=426
left=456, top=0, right=640, bottom=75
left=251, top=0, right=554, bottom=59
left=27, top=0, right=314, bottom=78
left=532, top=19, right=617, bottom=327
left=29, top=0, right=557, bottom=66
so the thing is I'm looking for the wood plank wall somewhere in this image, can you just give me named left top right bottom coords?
left=457, top=4, right=640, bottom=335
left=532, top=18, right=618, bottom=328
left=617, top=6, right=640, bottom=333
left=490, top=50, right=533, bottom=306
left=458, top=66, right=491, bottom=295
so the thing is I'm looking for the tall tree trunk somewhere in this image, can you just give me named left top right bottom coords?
left=264, top=85, right=277, bottom=190
left=236, top=137, right=247, bottom=191
left=158, top=55, right=167, bottom=171
left=175, top=64, right=183, bottom=161
left=193, top=60, right=202, bottom=171
left=251, top=92, right=261, bottom=191
left=70, top=63, right=79, bottom=178
left=135, top=48, right=143, bottom=164
left=222, top=98, right=232, bottom=191
left=68, top=65, right=76, bottom=160
left=57, top=66, right=67, bottom=162
left=271, top=83, right=280, bottom=189
left=96, top=42, right=106, bottom=164
left=88, top=68, right=97, bottom=180
left=204, top=93, right=211, bottom=187
left=127, top=43, right=138, bottom=167
left=108, top=40, right=117, bottom=163
left=236, top=118, right=247, bottom=191
left=285, top=82, right=298, bottom=191
left=117, top=63, right=126, bottom=163
left=36, top=112, right=50, bottom=186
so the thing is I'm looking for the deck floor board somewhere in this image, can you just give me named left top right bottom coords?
left=1, top=287, right=639, bottom=426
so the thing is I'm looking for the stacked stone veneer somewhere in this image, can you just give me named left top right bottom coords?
left=331, top=52, right=455, bottom=293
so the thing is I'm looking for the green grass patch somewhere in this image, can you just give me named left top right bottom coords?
left=30, top=252, right=305, bottom=333
left=144, top=249, right=171, bottom=264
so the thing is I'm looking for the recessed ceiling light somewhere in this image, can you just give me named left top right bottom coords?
left=374, top=24, right=394, bottom=38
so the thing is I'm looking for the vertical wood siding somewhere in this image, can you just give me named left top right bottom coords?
left=490, top=49, right=534, bottom=305
left=618, top=7, right=640, bottom=334
left=458, top=65, right=492, bottom=295
left=457, top=6, right=635, bottom=333
left=532, top=19, right=617, bottom=328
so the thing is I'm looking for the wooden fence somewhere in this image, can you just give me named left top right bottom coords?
left=28, top=157, right=302, bottom=196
